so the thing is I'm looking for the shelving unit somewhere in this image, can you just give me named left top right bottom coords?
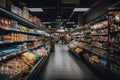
left=0, top=8, right=43, bottom=31
left=0, top=6, right=51, bottom=80
left=108, top=7, right=120, bottom=79
left=68, top=7, right=120, bottom=79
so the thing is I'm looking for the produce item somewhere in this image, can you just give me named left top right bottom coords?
left=78, top=42, right=85, bottom=47
left=75, top=47, right=83, bottom=54
left=91, top=31, right=97, bottom=35
left=91, top=21, right=108, bottom=29
left=37, top=48, right=48, bottom=56
left=0, top=55, right=34, bottom=80
left=89, top=56, right=99, bottom=64
left=22, top=52, right=36, bottom=62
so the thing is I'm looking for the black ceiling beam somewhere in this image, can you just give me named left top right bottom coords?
left=67, top=0, right=80, bottom=22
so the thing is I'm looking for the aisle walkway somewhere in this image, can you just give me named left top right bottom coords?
left=40, top=44, right=99, bottom=80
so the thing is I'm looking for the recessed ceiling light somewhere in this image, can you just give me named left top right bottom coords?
left=73, top=8, right=90, bottom=12
left=28, top=8, right=43, bottom=12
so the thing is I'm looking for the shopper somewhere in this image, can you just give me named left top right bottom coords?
left=61, top=35, right=64, bottom=44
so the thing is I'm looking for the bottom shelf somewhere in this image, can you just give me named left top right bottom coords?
left=69, top=49, right=120, bottom=80
left=107, top=69, right=120, bottom=80
left=68, top=47, right=84, bottom=60
left=25, top=54, right=50, bottom=80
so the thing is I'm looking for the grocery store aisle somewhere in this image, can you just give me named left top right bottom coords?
left=39, top=44, right=99, bottom=80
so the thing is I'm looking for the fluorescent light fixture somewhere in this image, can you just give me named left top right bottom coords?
left=73, top=25, right=79, bottom=26
left=57, top=29, right=65, bottom=32
left=43, top=22, right=51, bottom=24
left=65, top=28, right=67, bottom=31
left=66, top=22, right=75, bottom=24
left=73, top=8, right=90, bottom=12
left=28, top=8, right=43, bottom=12
left=61, top=26, right=64, bottom=29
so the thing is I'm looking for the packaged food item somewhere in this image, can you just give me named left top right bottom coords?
left=22, top=7, right=29, bottom=20
left=22, top=52, right=36, bottom=61
left=75, top=48, right=83, bottom=54
left=89, top=56, right=99, bottom=64
left=0, top=18, right=5, bottom=27
left=11, top=5, right=18, bottom=15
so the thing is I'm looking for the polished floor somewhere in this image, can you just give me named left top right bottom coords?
left=39, top=44, right=100, bottom=80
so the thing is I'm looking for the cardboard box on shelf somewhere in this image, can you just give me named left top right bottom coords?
left=11, top=5, right=18, bottom=14
left=29, top=14, right=33, bottom=22
left=17, top=8, right=23, bottom=17
left=22, top=7, right=29, bottom=20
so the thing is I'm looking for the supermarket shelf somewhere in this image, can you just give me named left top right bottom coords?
left=25, top=57, right=44, bottom=80
left=110, top=30, right=120, bottom=33
left=92, top=39, right=108, bottom=43
left=91, top=27, right=108, bottom=30
left=0, top=49, right=26, bottom=62
left=25, top=54, right=49, bottom=80
left=98, top=40, right=108, bottom=43
left=109, top=58, right=120, bottom=65
left=80, top=40, right=90, bottom=43
left=78, top=46, right=107, bottom=59
left=94, top=62, right=107, bottom=70
left=91, top=46, right=108, bottom=51
left=68, top=46, right=84, bottom=61
left=69, top=48, right=80, bottom=58
left=108, top=69, right=120, bottom=79
left=83, top=54, right=107, bottom=70
left=0, top=40, right=38, bottom=45
left=0, top=43, right=45, bottom=61
left=91, top=34, right=108, bottom=36
left=0, top=8, right=44, bottom=31
left=0, top=26, right=42, bottom=35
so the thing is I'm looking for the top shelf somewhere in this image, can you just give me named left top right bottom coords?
left=0, top=8, right=45, bottom=32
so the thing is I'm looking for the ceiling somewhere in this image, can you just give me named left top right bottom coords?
left=11, top=0, right=98, bottom=28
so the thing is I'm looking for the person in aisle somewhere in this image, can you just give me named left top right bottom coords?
left=61, top=35, right=64, bottom=44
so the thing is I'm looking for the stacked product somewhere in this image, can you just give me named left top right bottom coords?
left=108, top=8, right=120, bottom=74
left=74, top=47, right=83, bottom=54
left=0, top=17, right=44, bottom=34
left=68, top=40, right=83, bottom=54
left=11, top=5, right=42, bottom=27
left=0, top=48, right=48, bottom=80
left=68, top=40, right=78, bottom=49
left=0, top=33, right=39, bottom=42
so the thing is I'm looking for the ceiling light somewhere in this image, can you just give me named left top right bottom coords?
left=73, top=8, right=90, bottom=12
left=66, top=22, right=75, bottom=24
left=28, top=8, right=43, bottom=12
left=73, top=25, right=79, bottom=26
left=43, top=22, right=51, bottom=24
left=57, top=29, right=65, bottom=32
